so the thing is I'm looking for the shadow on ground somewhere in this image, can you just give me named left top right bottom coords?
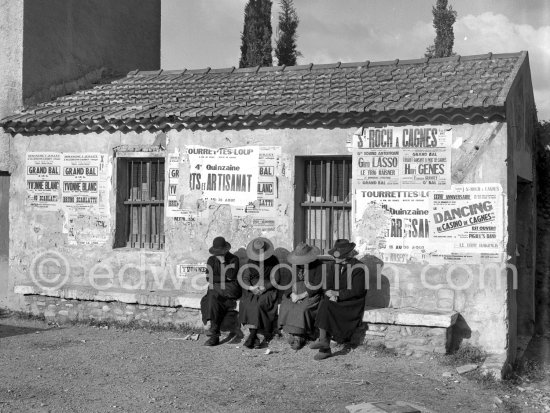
left=0, top=324, right=45, bottom=339
left=523, top=334, right=550, bottom=367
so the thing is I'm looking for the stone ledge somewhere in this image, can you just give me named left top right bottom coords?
left=14, top=284, right=204, bottom=310
left=362, top=307, right=458, bottom=328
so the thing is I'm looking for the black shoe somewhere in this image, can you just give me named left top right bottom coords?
left=309, top=339, right=330, bottom=350
left=254, top=338, right=265, bottom=349
left=291, top=336, right=306, bottom=351
left=314, top=348, right=332, bottom=361
left=203, top=336, right=219, bottom=346
left=243, top=334, right=258, bottom=349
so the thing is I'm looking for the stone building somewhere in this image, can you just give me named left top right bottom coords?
left=0, top=0, right=161, bottom=304
left=0, top=5, right=537, bottom=376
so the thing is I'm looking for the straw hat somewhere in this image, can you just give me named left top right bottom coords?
left=246, top=237, right=275, bottom=261
left=287, top=243, right=321, bottom=265
left=209, top=236, right=231, bottom=256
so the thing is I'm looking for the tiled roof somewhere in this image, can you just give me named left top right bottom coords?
left=1, top=52, right=526, bottom=134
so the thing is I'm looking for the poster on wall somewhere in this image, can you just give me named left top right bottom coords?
left=26, top=152, right=62, bottom=210
left=355, top=189, right=432, bottom=263
left=61, top=153, right=103, bottom=212
left=166, top=150, right=196, bottom=222
left=186, top=145, right=259, bottom=205
left=232, top=146, right=281, bottom=231
left=352, top=125, right=452, bottom=189
left=428, top=184, right=504, bottom=263
left=58, top=152, right=111, bottom=245
left=177, top=263, right=208, bottom=278
left=63, top=213, right=110, bottom=246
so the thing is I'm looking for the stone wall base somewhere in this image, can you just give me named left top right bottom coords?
left=23, top=294, right=210, bottom=330
left=362, top=322, right=451, bottom=356
left=23, top=295, right=453, bottom=356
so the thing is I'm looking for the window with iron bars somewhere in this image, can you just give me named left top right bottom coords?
left=114, top=157, right=165, bottom=249
left=294, top=157, right=352, bottom=253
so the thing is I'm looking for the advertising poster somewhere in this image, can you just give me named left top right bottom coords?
left=352, top=125, right=452, bottom=189
left=186, top=145, right=259, bottom=205
left=355, top=189, right=431, bottom=263
left=166, top=150, right=196, bottom=222
left=97, top=154, right=110, bottom=217
left=26, top=152, right=62, bottom=210
left=232, top=146, right=281, bottom=231
left=256, top=146, right=280, bottom=215
left=61, top=153, right=101, bottom=212
left=428, top=184, right=504, bottom=263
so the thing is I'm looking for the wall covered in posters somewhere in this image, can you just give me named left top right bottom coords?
left=25, top=152, right=111, bottom=245
left=352, top=125, right=504, bottom=264
left=165, top=145, right=283, bottom=233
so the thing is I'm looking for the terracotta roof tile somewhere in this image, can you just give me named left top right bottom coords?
left=1, top=52, right=527, bottom=133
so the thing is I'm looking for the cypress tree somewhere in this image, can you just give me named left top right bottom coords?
left=239, top=0, right=273, bottom=68
left=425, top=0, right=457, bottom=58
left=275, top=0, right=301, bottom=67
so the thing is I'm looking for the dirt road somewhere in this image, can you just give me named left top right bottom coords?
left=0, top=315, right=548, bottom=412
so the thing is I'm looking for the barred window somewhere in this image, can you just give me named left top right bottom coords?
left=294, top=157, right=352, bottom=253
left=114, top=157, right=165, bottom=249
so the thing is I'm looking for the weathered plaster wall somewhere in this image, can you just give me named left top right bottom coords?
left=22, top=0, right=161, bottom=104
left=0, top=0, right=24, bottom=120
left=8, top=122, right=512, bottom=357
left=505, top=54, right=537, bottom=364
left=0, top=0, right=23, bottom=172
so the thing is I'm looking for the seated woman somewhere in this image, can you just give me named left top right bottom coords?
left=239, top=237, right=280, bottom=349
left=278, top=243, right=323, bottom=350
left=310, top=239, right=367, bottom=360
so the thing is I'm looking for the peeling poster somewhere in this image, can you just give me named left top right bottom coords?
left=166, top=150, right=196, bottom=222
left=355, top=189, right=431, bottom=263
left=232, top=146, right=281, bottom=231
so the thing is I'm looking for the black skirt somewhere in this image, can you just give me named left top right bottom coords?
left=238, top=289, right=279, bottom=334
left=315, top=296, right=366, bottom=340
left=278, top=294, right=321, bottom=335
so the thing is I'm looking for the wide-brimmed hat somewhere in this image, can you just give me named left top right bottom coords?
left=328, top=239, right=356, bottom=258
left=287, top=243, right=321, bottom=265
left=209, top=236, right=231, bottom=256
left=246, top=237, right=275, bottom=261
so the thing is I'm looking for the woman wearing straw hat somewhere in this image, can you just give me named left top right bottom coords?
left=278, top=242, right=324, bottom=350
left=310, top=239, right=367, bottom=360
left=239, top=237, right=281, bottom=349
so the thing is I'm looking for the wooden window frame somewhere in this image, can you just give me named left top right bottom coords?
left=114, top=154, right=165, bottom=250
left=294, top=156, right=352, bottom=253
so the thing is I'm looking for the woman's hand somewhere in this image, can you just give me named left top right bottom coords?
left=251, top=285, right=266, bottom=295
left=290, top=292, right=299, bottom=302
left=325, top=290, right=339, bottom=302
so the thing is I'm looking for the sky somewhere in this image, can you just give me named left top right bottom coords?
left=162, top=0, right=550, bottom=120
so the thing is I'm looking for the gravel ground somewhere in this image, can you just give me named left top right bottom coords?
left=0, top=315, right=549, bottom=413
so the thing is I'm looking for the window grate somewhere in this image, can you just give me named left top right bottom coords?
left=301, top=158, right=352, bottom=253
left=122, top=158, right=165, bottom=249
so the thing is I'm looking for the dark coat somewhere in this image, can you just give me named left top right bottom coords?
left=278, top=260, right=324, bottom=335
left=205, top=251, right=242, bottom=300
left=201, top=252, right=241, bottom=328
left=315, top=258, right=367, bottom=340
left=238, top=255, right=280, bottom=334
